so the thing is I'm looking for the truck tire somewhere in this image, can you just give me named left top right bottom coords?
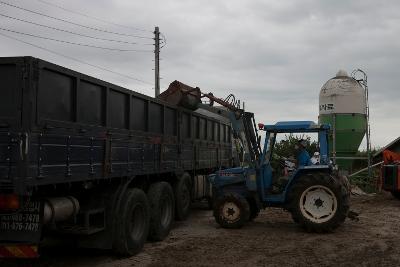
left=147, top=182, right=175, bottom=241
left=288, top=172, right=349, bottom=232
left=174, top=173, right=192, bottom=221
left=113, top=188, right=150, bottom=256
left=214, top=193, right=250, bottom=228
left=391, top=191, right=400, bottom=200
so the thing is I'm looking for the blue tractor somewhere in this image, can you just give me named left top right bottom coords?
left=209, top=120, right=350, bottom=232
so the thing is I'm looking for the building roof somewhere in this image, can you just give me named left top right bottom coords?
left=373, top=136, right=400, bottom=158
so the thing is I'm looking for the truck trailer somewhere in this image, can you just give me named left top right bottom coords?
left=0, top=57, right=235, bottom=257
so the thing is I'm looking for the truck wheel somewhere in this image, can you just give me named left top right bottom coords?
left=288, top=173, right=349, bottom=232
left=391, top=191, right=400, bottom=200
left=174, top=173, right=192, bottom=221
left=147, top=182, right=175, bottom=241
left=214, top=193, right=250, bottom=228
left=113, top=188, right=150, bottom=256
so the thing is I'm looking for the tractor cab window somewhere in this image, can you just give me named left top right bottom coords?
left=270, top=133, right=320, bottom=176
left=268, top=133, right=319, bottom=194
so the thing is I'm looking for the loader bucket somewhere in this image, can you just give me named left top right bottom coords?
left=157, top=80, right=201, bottom=110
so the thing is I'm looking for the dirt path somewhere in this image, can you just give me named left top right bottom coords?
left=2, top=193, right=400, bottom=267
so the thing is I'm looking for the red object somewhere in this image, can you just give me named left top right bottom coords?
left=383, top=150, right=400, bottom=164
left=0, top=245, right=39, bottom=258
left=258, top=123, right=264, bottom=130
left=0, top=194, right=20, bottom=211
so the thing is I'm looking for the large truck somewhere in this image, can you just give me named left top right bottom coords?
left=0, top=57, right=236, bottom=257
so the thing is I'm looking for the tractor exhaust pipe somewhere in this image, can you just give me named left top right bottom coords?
left=43, top=197, right=80, bottom=224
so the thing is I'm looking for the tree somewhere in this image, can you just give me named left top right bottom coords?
left=273, top=134, right=319, bottom=159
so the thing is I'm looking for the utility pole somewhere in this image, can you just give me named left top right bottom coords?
left=154, top=26, right=160, bottom=97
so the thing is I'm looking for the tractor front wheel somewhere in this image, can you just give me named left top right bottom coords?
left=214, top=193, right=250, bottom=229
left=288, top=172, right=349, bottom=232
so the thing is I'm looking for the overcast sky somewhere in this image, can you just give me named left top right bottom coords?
left=0, top=0, right=399, bottom=148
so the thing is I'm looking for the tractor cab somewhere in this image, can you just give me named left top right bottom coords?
left=257, top=121, right=331, bottom=203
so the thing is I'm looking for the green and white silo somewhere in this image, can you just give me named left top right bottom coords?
left=318, top=70, right=367, bottom=169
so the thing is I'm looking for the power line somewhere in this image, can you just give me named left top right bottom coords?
left=0, top=31, right=153, bottom=85
left=0, top=27, right=153, bottom=52
left=33, top=0, right=152, bottom=33
left=0, top=1, right=154, bottom=39
left=0, top=13, right=153, bottom=46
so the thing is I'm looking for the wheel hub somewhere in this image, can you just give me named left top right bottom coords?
left=315, top=198, right=323, bottom=207
left=222, top=202, right=240, bottom=222
left=299, top=185, right=338, bottom=223
left=227, top=208, right=235, bottom=216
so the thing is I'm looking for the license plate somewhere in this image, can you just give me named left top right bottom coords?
left=0, top=199, right=42, bottom=243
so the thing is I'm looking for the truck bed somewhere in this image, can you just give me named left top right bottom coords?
left=0, top=57, right=233, bottom=194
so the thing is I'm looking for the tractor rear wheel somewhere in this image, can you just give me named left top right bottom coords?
left=391, top=191, right=400, bottom=200
left=288, top=172, right=349, bottom=232
left=214, top=193, right=250, bottom=228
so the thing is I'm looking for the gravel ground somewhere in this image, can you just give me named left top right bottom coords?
left=2, top=192, right=400, bottom=267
